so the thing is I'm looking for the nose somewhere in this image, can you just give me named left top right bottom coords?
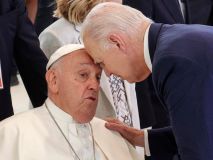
left=88, top=78, right=100, bottom=91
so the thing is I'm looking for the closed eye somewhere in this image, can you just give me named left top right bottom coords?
left=80, top=73, right=88, bottom=78
left=96, top=74, right=101, bottom=82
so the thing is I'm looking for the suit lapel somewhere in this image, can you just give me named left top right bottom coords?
left=161, top=0, right=184, bottom=23
left=91, top=118, right=134, bottom=160
left=148, top=23, right=164, bottom=62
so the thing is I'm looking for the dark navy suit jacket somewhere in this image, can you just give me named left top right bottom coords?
left=149, top=23, right=213, bottom=160
left=123, top=0, right=213, bottom=159
left=123, top=0, right=213, bottom=128
left=124, top=0, right=213, bottom=128
left=0, top=0, right=48, bottom=121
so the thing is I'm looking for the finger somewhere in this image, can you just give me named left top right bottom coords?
left=105, top=122, right=126, bottom=133
left=105, top=118, right=124, bottom=125
left=105, top=118, right=120, bottom=123
left=105, top=122, right=136, bottom=145
left=104, top=118, right=118, bottom=122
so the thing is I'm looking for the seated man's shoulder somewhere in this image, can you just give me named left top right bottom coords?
left=91, top=117, right=141, bottom=160
left=91, top=117, right=122, bottom=137
left=0, top=106, right=46, bottom=129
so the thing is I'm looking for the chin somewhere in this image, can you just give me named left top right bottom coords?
left=126, top=79, right=134, bottom=83
left=133, top=72, right=150, bottom=82
left=76, top=113, right=95, bottom=124
left=125, top=75, right=137, bottom=83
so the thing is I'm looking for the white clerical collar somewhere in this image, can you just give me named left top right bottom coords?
left=144, top=24, right=152, bottom=72
left=45, top=98, right=74, bottom=123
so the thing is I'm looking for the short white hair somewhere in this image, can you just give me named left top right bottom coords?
left=81, top=2, right=151, bottom=48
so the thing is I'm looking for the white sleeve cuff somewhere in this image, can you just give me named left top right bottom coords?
left=144, top=129, right=151, bottom=156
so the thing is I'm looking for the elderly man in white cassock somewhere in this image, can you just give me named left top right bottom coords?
left=0, top=44, right=141, bottom=160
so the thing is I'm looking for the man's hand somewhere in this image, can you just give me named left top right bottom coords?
left=105, top=118, right=145, bottom=147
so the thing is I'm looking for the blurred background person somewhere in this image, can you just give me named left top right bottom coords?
left=25, top=0, right=38, bottom=23
left=0, top=0, right=48, bottom=121
left=10, top=0, right=39, bottom=87
left=124, top=0, right=213, bottom=26
left=35, top=0, right=57, bottom=35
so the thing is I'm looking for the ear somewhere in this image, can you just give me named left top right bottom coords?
left=45, top=69, right=59, bottom=94
left=108, top=33, right=126, bottom=53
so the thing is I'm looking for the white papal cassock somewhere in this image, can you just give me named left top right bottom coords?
left=0, top=98, right=141, bottom=160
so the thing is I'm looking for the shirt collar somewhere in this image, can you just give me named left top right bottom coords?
left=144, top=25, right=152, bottom=72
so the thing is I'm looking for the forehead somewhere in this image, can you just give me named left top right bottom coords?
left=63, top=50, right=101, bottom=71
left=84, top=40, right=104, bottom=63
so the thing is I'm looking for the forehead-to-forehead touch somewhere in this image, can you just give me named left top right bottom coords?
left=58, top=49, right=101, bottom=73
left=84, top=38, right=102, bottom=57
left=59, top=49, right=102, bottom=76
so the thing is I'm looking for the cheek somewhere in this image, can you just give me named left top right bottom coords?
left=59, top=82, right=84, bottom=102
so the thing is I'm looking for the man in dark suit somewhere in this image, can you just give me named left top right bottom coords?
left=123, top=0, right=213, bottom=129
left=81, top=2, right=213, bottom=160
left=123, top=1, right=213, bottom=159
left=0, top=0, right=48, bottom=121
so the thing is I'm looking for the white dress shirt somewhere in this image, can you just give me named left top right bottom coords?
left=0, top=60, right=3, bottom=89
left=144, top=25, right=152, bottom=72
left=178, top=0, right=186, bottom=21
left=143, top=24, right=153, bottom=157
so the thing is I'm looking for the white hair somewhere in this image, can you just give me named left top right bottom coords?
left=81, top=2, right=151, bottom=49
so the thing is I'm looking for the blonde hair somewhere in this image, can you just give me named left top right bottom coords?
left=54, top=0, right=105, bottom=24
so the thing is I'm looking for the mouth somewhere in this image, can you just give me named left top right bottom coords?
left=85, top=96, right=96, bottom=101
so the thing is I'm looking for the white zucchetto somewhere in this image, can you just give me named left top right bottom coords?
left=46, top=44, right=85, bottom=70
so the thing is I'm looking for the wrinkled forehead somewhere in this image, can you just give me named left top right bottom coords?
left=62, top=50, right=102, bottom=72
